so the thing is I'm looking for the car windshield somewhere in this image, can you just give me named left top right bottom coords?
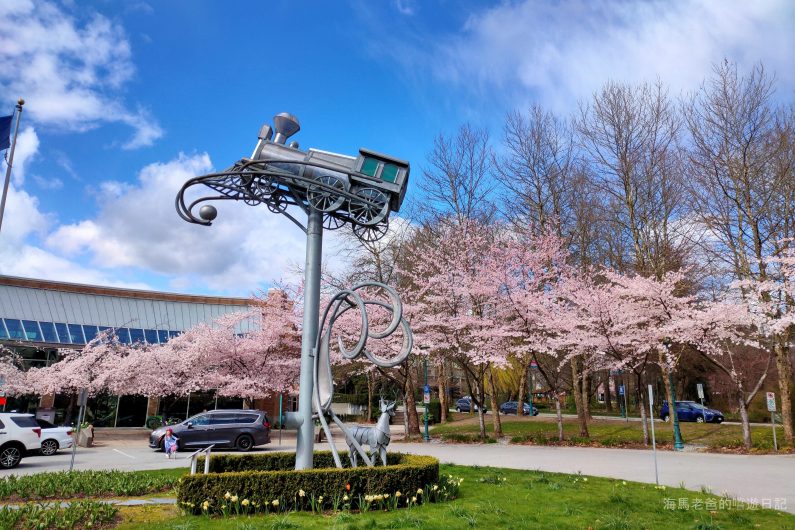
left=186, top=414, right=209, bottom=426
left=689, top=403, right=708, bottom=410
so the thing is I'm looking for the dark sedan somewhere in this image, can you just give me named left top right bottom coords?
left=499, top=401, right=539, bottom=416
left=149, top=409, right=271, bottom=452
left=455, top=396, right=486, bottom=413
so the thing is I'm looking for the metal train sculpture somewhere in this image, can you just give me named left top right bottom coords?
left=176, top=112, right=409, bottom=242
left=174, top=114, right=413, bottom=468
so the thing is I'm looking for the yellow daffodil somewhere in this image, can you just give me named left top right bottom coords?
left=241, top=499, right=250, bottom=507
left=224, top=491, right=231, bottom=499
left=417, top=488, right=423, bottom=494
left=272, top=499, right=280, bottom=507
left=230, top=495, right=238, bottom=503
left=395, top=491, right=402, bottom=497
left=299, top=489, right=305, bottom=497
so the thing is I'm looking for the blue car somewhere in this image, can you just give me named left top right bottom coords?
left=455, top=396, right=486, bottom=413
left=660, top=401, right=724, bottom=424
left=499, top=401, right=539, bottom=416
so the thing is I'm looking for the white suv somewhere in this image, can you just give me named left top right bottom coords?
left=0, top=413, right=43, bottom=469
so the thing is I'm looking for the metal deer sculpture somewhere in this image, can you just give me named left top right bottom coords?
left=313, top=282, right=412, bottom=468
left=347, top=398, right=395, bottom=467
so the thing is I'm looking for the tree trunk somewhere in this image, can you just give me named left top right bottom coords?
left=636, top=373, right=649, bottom=445
left=660, top=351, right=677, bottom=444
left=774, top=339, right=793, bottom=444
left=554, top=393, right=565, bottom=442
left=604, top=371, right=613, bottom=412
left=517, top=361, right=528, bottom=416
left=404, top=369, right=421, bottom=437
left=489, top=368, right=503, bottom=438
left=437, top=361, right=447, bottom=423
left=582, top=369, right=592, bottom=421
left=738, top=395, right=752, bottom=449
left=366, top=371, right=373, bottom=422
left=475, top=380, right=487, bottom=440
left=571, top=358, right=589, bottom=437
left=64, top=393, right=77, bottom=426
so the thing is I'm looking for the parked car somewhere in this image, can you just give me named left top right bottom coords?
left=35, top=419, right=74, bottom=456
left=660, top=401, right=724, bottom=423
left=455, top=396, right=487, bottom=413
left=499, top=401, right=539, bottom=416
left=0, top=413, right=42, bottom=469
left=149, top=409, right=271, bottom=452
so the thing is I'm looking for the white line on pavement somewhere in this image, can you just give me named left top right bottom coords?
left=112, top=449, right=136, bottom=459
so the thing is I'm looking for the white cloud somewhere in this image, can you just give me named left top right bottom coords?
left=420, top=0, right=795, bottom=112
left=0, top=0, right=162, bottom=148
left=45, top=152, right=351, bottom=294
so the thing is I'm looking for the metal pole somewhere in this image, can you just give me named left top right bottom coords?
left=278, top=394, right=283, bottom=446
left=185, top=392, right=191, bottom=420
left=113, top=395, right=120, bottom=427
left=295, top=209, right=323, bottom=470
left=214, top=392, right=218, bottom=410
left=772, top=412, right=778, bottom=452
left=700, top=396, right=706, bottom=424
left=423, top=358, right=430, bottom=442
left=69, top=402, right=85, bottom=472
left=648, top=385, right=659, bottom=485
left=623, top=375, right=629, bottom=422
left=0, top=99, right=24, bottom=235
left=668, top=372, right=684, bottom=450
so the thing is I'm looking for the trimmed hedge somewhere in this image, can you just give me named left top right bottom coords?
left=178, top=451, right=438, bottom=515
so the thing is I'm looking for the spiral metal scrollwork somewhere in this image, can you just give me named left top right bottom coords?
left=313, top=282, right=412, bottom=468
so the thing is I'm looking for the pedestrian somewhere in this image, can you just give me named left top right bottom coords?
left=163, top=428, right=179, bottom=459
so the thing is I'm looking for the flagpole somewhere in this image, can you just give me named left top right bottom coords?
left=0, top=98, right=25, bottom=235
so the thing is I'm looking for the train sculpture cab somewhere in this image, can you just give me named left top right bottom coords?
left=176, top=113, right=409, bottom=242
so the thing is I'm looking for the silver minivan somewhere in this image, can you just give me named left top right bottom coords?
left=149, top=409, right=271, bottom=452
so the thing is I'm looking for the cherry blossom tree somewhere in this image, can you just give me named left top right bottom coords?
left=400, top=218, right=513, bottom=440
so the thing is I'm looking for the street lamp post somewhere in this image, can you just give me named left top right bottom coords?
left=423, top=359, right=430, bottom=442
left=176, top=113, right=412, bottom=470
left=668, top=371, right=685, bottom=451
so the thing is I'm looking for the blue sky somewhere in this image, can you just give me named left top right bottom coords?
left=0, top=0, right=793, bottom=296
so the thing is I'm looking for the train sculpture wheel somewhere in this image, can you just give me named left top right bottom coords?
left=353, top=221, right=389, bottom=242
left=349, top=188, right=389, bottom=226
left=307, top=175, right=348, bottom=212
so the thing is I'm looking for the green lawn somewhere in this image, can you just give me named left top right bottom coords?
left=430, top=415, right=791, bottom=452
left=115, top=464, right=795, bottom=529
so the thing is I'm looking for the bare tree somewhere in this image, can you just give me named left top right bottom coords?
left=419, top=123, right=496, bottom=224
left=685, top=61, right=795, bottom=443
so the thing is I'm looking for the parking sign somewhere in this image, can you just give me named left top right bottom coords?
left=697, top=384, right=704, bottom=400
left=767, top=392, right=776, bottom=412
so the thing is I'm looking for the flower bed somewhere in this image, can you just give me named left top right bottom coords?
left=178, top=451, right=443, bottom=515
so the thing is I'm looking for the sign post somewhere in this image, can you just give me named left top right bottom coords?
left=648, top=384, right=659, bottom=485
left=69, top=389, right=89, bottom=472
left=767, top=392, right=778, bottom=452
left=697, top=383, right=706, bottom=423
left=423, top=358, right=430, bottom=442
left=529, top=360, right=538, bottom=416
left=619, top=384, right=628, bottom=422
left=0, top=376, right=5, bottom=411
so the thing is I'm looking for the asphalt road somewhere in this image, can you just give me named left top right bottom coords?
left=3, top=429, right=793, bottom=514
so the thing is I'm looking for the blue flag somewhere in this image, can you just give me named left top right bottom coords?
left=0, top=114, right=12, bottom=151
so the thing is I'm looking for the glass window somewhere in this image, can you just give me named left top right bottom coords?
left=129, top=329, right=145, bottom=343
left=360, top=157, right=380, bottom=177
left=36, top=419, right=55, bottom=429
left=54, top=322, right=70, bottom=343
left=21, top=320, right=42, bottom=341
left=210, top=413, right=238, bottom=425
left=0, top=419, right=4, bottom=428
left=4, top=319, right=26, bottom=340
left=68, top=324, right=85, bottom=344
left=168, top=331, right=180, bottom=339
left=236, top=414, right=259, bottom=424
left=187, top=414, right=209, bottom=426
left=39, top=321, right=59, bottom=343
left=98, top=326, right=111, bottom=341
left=157, top=330, right=170, bottom=343
left=381, top=163, right=399, bottom=183
left=0, top=320, right=8, bottom=340
left=117, top=328, right=131, bottom=344
left=83, top=325, right=100, bottom=342
left=144, top=329, right=159, bottom=344
left=10, top=415, right=38, bottom=428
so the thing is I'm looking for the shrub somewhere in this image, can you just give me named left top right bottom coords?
left=0, top=500, right=117, bottom=529
left=426, top=400, right=442, bottom=425
left=0, top=469, right=181, bottom=501
left=178, top=451, right=439, bottom=515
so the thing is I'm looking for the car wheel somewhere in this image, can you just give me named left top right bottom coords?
left=236, top=434, right=254, bottom=452
left=662, top=414, right=670, bottom=422
left=0, top=445, right=23, bottom=469
left=456, top=407, right=462, bottom=413
left=40, top=439, right=59, bottom=456
left=696, top=416, right=705, bottom=423
left=716, top=418, right=723, bottom=424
